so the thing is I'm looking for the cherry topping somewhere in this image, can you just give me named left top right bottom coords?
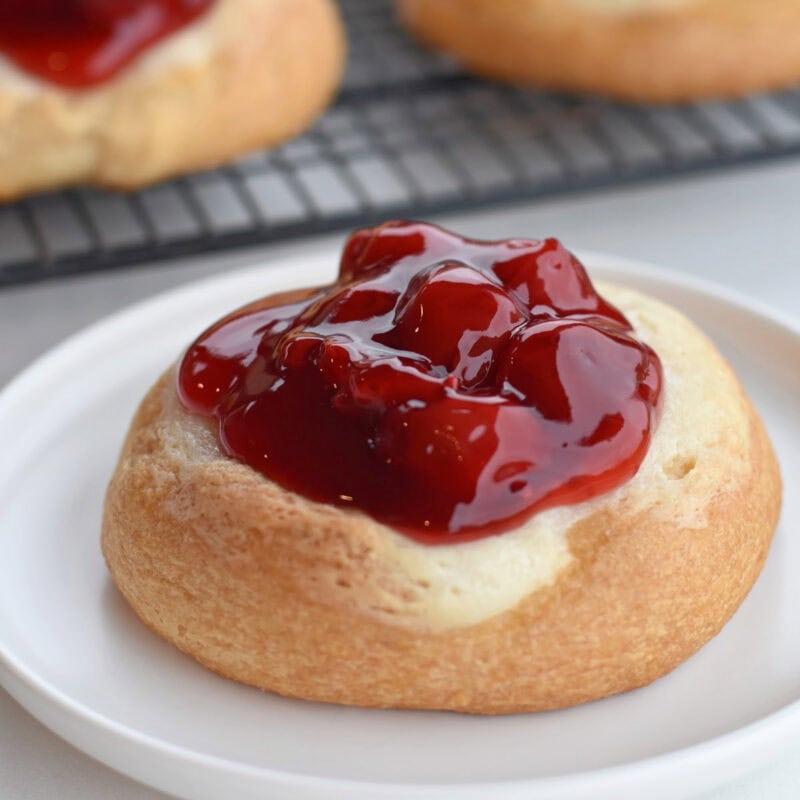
left=0, top=0, right=214, bottom=89
left=178, top=221, right=663, bottom=544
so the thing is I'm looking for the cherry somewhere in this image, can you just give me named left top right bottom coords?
left=501, top=320, right=651, bottom=424
left=339, top=222, right=427, bottom=281
left=375, top=396, right=502, bottom=512
left=493, top=238, right=629, bottom=326
left=379, top=262, right=525, bottom=390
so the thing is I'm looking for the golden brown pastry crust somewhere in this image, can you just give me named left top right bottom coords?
left=102, top=285, right=781, bottom=714
left=396, top=0, right=800, bottom=103
left=0, top=0, right=345, bottom=199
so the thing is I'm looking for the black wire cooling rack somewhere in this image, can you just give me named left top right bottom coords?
left=4, top=0, right=800, bottom=286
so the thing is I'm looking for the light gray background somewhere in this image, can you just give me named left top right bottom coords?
left=2, top=160, right=799, bottom=799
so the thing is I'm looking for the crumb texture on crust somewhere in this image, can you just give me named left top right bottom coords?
left=0, top=0, right=345, bottom=199
left=102, top=285, right=782, bottom=713
left=396, top=0, right=800, bottom=102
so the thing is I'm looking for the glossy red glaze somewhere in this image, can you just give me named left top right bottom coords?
left=178, top=222, right=663, bottom=544
left=0, top=0, right=213, bottom=88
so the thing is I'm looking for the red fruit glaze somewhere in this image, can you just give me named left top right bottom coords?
left=0, top=0, right=213, bottom=88
left=178, top=221, right=663, bottom=544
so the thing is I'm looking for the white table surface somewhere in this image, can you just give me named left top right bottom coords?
left=1, top=160, right=799, bottom=799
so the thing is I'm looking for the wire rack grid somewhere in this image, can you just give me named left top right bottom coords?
left=3, top=0, right=800, bottom=285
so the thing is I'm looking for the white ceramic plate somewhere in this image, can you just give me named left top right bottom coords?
left=1, top=253, right=799, bottom=800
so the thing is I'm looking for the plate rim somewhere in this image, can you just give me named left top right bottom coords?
left=1, top=250, right=799, bottom=799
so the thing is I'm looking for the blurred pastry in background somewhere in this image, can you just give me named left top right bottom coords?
left=396, top=0, right=800, bottom=103
left=0, top=0, right=345, bottom=199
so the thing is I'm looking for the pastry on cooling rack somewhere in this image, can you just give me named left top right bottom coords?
left=102, top=221, right=781, bottom=714
left=0, top=0, right=345, bottom=199
left=396, top=0, right=800, bottom=102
